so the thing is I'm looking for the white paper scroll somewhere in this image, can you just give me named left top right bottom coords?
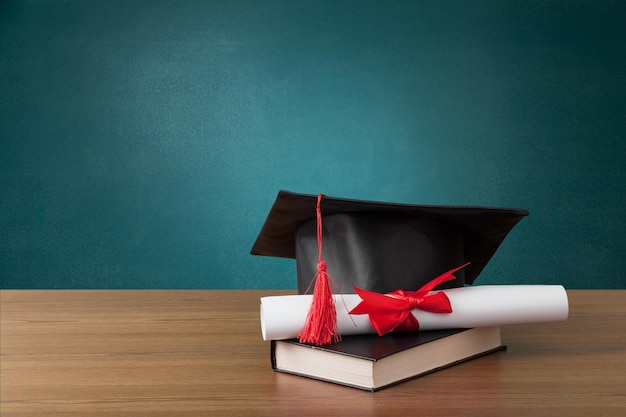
left=260, top=285, right=569, bottom=340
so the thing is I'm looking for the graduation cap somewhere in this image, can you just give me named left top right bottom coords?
left=251, top=190, right=529, bottom=294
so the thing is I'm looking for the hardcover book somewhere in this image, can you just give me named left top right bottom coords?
left=271, top=327, right=503, bottom=391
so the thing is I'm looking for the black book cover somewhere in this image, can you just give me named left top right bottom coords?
left=280, top=328, right=472, bottom=360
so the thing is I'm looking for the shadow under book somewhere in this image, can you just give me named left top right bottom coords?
left=271, top=327, right=504, bottom=391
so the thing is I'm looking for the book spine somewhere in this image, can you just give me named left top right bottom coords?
left=270, top=340, right=278, bottom=370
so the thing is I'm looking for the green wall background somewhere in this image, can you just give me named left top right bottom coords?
left=2, top=0, right=625, bottom=289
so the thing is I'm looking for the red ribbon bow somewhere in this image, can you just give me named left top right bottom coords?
left=349, top=263, right=469, bottom=336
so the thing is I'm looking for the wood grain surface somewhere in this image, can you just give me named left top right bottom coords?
left=1, top=290, right=625, bottom=417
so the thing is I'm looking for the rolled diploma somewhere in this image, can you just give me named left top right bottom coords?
left=260, top=285, right=569, bottom=340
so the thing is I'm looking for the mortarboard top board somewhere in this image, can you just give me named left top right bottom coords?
left=251, top=190, right=529, bottom=294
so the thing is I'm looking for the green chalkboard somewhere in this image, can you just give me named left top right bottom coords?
left=1, top=0, right=625, bottom=289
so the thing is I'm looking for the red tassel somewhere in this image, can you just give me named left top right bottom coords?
left=298, top=194, right=341, bottom=346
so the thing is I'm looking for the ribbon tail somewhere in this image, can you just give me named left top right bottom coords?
left=392, top=314, right=420, bottom=333
left=368, top=311, right=414, bottom=336
left=415, top=262, right=470, bottom=295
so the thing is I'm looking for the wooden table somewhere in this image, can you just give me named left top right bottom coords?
left=1, top=290, right=625, bottom=417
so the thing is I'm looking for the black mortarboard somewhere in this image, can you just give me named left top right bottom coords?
left=251, top=190, right=529, bottom=294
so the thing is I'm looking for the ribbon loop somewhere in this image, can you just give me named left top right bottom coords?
left=349, top=263, right=469, bottom=336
